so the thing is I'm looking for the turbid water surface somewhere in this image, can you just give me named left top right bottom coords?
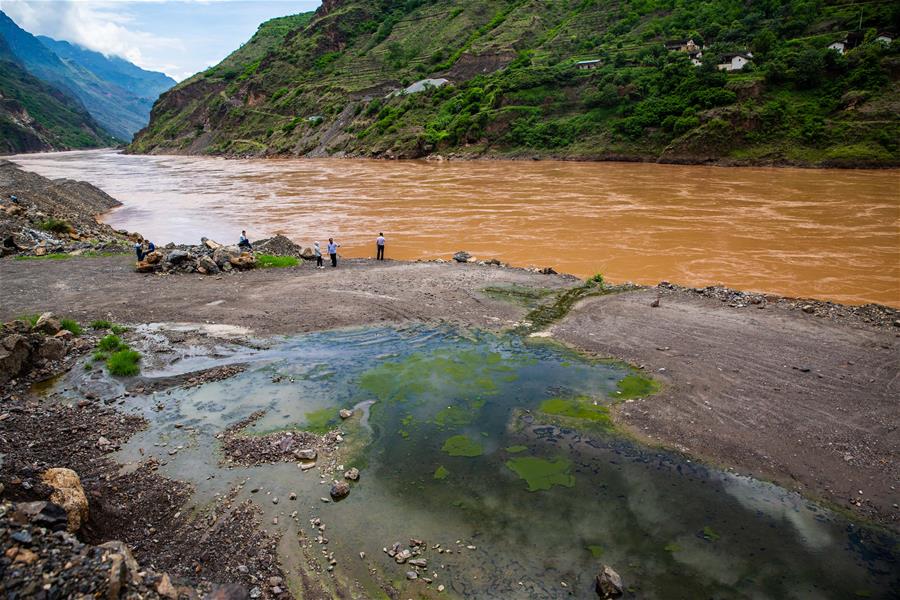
left=9, top=150, right=900, bottom=306
left=54, top=325, right=899, bottom=598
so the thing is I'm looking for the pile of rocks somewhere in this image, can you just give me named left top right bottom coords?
left=219, top=410, right=345, bottom=469
left=658, top=282, right=900, bottom=329
left=0, top=312, right=84, bottom=386
left=135, top=235, right=308, bottom=275
left=1, top=498, right=206, bottom=599
left=0, top=160, right=134, bottom=258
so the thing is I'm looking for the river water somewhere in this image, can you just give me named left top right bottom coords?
left=53, top=325, right=900, bottom=598
left=9, top=150, right=900, bottom=307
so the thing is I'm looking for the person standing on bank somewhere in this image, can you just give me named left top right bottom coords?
left=327, top=237, right=340, bottom=268
left=314, top=241, right=324, bottom=268
left=376, top=232, right=385, bottom=260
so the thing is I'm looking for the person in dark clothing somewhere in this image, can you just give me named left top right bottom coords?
left=238, top=230, right=253, bottom=251
left=327, top=238, right=340, bottom=267
left=376, top=232, right=385, bottom=260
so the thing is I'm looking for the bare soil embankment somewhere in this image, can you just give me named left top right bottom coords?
left=550, top=286, right=900, bottom=529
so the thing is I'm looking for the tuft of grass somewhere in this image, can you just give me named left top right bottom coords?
left=256, top=254, right=299, bottom=268
left=98, top=334, right=125, bottom=352
left=17, top=314, right=40, bottom=327
left=92, top=351, right=108, bottom=361
left=90, top=320, right=112, bottom=330
left=84, top=362, right=93, bottom=371
left=106, top=349, right=141, bottom=376
left=38, top=218, right=74, bottom=234
left=110, top=324, right=129, bottom=335
left=60, top=319, right=82, bottom=336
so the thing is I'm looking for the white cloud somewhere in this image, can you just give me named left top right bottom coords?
left=3, top=0, right=185, bottom=76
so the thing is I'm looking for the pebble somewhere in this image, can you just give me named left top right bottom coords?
left=406, top=571, right=418, bottom=580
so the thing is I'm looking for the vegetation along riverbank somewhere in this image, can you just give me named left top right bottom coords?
left=1, top=163, right=898, bottom=597
left=129, top=0, right=900, bottom=167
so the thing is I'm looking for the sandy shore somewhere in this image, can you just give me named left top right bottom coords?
left=2, top=254, right=897, bottom=532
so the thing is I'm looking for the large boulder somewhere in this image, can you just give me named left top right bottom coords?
left=330, top=481, right=351, bottom=501
left=41, top=468, right=89, bottom=532
left=144, top=251, right=163, bottom=265
left=300, top=247, right=315, bottom=261
left=37, top=337, right=67, bottom=361
left=197, top=255, right=220, bottom=274
left=213, top=245, right=242, bottom=268
left=202, top=237, right=222, bottom=250
left=34, top=312, right=61, bottom=335
left=0, top=333, right=31, bottom=383
left=595, top=565, right=623, bottom=599
left=229, top=252, right=256, bottom=270
left=135, top=261, right=157, bottom=273
left=165, top=249, right=190, bottom=264
left=453, top=251, right=472, bottom=263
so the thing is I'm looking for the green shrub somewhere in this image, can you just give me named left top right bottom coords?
left=38, top=218, right=74, bottom=234
left=92, top=350, right=108, bottom=361
left=110, top=325, right=129, bottom=335
left=84, top=362, right=93, bottom=371
left=90, top=320, right=112, bottom=330
left=60, top=319, right=82, bottom=336
left=98, top=334, right=124, bottom=352
left=106, top=349, right=141, bottom=376
left=257, top=254, right=299, bottom=268
left=588, top=273, right=605, bottom=287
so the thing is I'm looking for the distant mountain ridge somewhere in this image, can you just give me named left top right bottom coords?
left=0, top=35, right=115, bottom=153
left=0, top=10, right=175, bottom=142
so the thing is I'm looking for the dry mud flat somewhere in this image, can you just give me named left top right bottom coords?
left=2, top=254, right=898, bottom=531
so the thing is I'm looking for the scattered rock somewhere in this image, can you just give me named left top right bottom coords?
left=453, top=251, right=472, bottom=263
left=339, top=408, right=353, bottom=419
left=406, top=571, right=418, bottom=580
left=330, top=481, right=350, bottom=501
left=344, top=467, right=360, bottom=481
left=595, top=565, right=623, bottom=598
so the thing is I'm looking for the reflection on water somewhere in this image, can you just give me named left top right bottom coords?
left=56, top=325, right=899, bottom=598
left=9, top=150, right=900, bottom=307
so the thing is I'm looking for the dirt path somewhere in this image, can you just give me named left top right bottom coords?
left=551, top=288, right=900, bottom=529
left=2, top=255, right=898, bottom=530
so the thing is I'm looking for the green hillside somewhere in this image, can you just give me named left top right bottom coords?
left=131, top=0, right=900, bottom=167
left=0, top=36, right=115, bottom=153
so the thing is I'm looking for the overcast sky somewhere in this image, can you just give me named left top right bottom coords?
left=3, top=0, right=321, bottom=81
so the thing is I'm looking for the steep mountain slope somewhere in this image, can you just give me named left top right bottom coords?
left=131, top=0, right=900, bottom=167
left=0, top=36, right=115, bottom=153
left=37, top=36, right=175, bottom=104
left=0, top=11, right=175, bottom=141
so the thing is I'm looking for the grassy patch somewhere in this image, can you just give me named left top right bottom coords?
left=302, top=407, right=339, bottom=434
left=106, top=349, right=141, bottom=376
left=441, top=434, right=483, bottom=457
left=17, top=314, right=40, bottom=327
left=433, top=465, right=450, bottom=480
left=539, top=396, right=611, bottom=426
left=38, top=218, right=74, bottom=234
left=257, top=254, right=299, bottom=268
left=60, top=319, right=82, bottom=336
left=505, top=456, right=575, bottom=491
left=90, top=320, right=112, bottom=330
left=14, top=253, right=70, bottom=261
left=98, top=334, right=125, bottom=352
left=616, top=373, right=660, bottom=399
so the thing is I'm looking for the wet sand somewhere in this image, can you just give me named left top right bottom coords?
left=1, top=255, right=897, bottom=530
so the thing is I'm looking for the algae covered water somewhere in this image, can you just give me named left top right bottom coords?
left=73, top=325, right=897, bottom=598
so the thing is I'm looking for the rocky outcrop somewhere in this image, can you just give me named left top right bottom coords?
left=0, top=314, right=77, bottom=385
left=41, top=468, right=89, bottom=533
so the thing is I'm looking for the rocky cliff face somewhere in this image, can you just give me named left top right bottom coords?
left=130, top=0, right=900, bottom=167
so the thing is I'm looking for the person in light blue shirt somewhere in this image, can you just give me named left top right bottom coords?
left=327, top=238, right=340, bottom=267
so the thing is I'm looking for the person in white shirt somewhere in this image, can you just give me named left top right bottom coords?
left=238, top=230, right=252, bottom=251
left=313, top=241, right=324, bottom=268
left=376, top=232, right=385, bottom=260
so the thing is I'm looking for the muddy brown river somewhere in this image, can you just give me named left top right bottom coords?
left=10, top=150, right=900, bottom=307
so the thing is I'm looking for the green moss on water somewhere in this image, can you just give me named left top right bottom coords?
left=302, top=407, right=340, bottom=434
left=434, top=401, right=484, bottom=428
left=481, top=285, right=556, bottom=308
left=441, top=434, right=483, bottom=457
left=539, top=396, right=612, bottom=426
left=616, top=373, right=660, bottom=399
left=664, top=542, right=682, bottom=553
left=434, top=465, right=449, bottom=480
left=505, top=457, right=575, bottom=491
left=506, top=445, right=528, bottom=454
left=701, top=526, right=720, bottom=542
left=586, top=545, right=604, bottom=558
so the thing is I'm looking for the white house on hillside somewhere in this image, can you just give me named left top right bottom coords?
left=575, top=59, right=602, bottom=70
left=828, top=40, right=847, bottom=54
left=717, top=53, right=751, bottom=71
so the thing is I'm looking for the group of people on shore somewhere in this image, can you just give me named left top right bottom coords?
left=244, top=231, right=387, bottom=268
